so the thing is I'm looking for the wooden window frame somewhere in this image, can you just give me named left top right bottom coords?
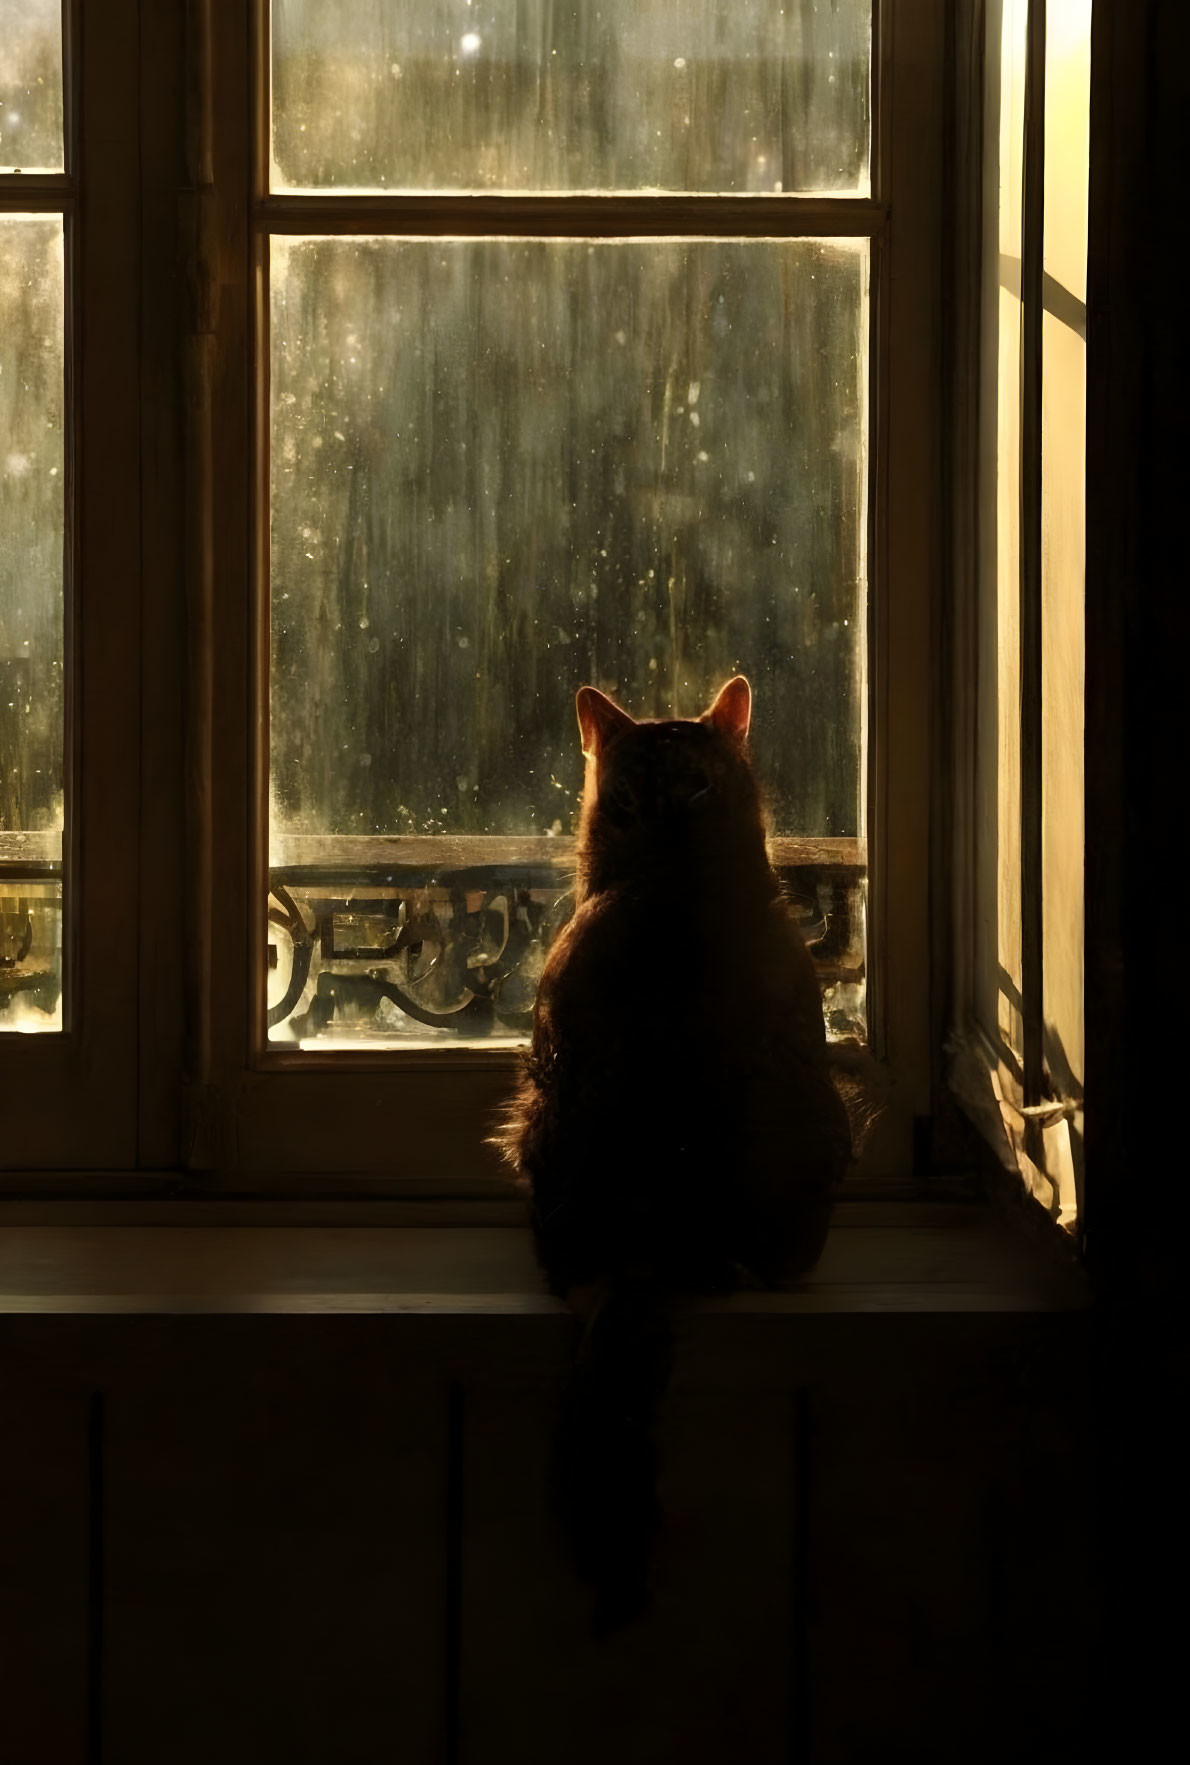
left=945, top=0, right=1090, bottom=1249
left=0, top=0, right=143, bottom=1171
left=2, top=0, right=945, bottom=1205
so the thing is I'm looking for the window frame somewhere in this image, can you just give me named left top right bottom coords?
left=0, top=0, right=144, bottom=1174
left=945, top=0, right=1090, bottom=1247
left=2, top=0, right=946, bottom=1200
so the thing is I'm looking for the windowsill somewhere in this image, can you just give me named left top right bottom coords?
left=0, top=1205, right=1089, bottom=1316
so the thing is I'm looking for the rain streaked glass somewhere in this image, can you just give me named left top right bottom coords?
left=270, top=236, right=867, bottom=843
left=0, top=214, right=64, bottom=1031
left=271, top=0, right=872, bottom=194
left=0, top=0, right=64, bottom=173
left=267, top=237, right=869, bottom=1046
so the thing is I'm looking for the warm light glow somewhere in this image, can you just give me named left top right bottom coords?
left=1040, top=0, right=1090, bottom=1219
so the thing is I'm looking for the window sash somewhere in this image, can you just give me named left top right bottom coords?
left=251, top=13, right=882, bottom=1047
left=948, top=0, right=1087, bottom=1241
left=2, top=0, right=943, bottom=1191
left=0, top=0, right=142, bottom=1174
left=258, top=216, right=876, bottom=1055
left=223, top=0, right=937, bottom=1186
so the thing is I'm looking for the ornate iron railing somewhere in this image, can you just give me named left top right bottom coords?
left=267, top=834, right=867, bottom=1048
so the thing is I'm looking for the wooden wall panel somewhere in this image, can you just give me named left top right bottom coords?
left=0, top=1269, right=1095, bottom=1764
left=460, top=1369, right=797, bottom=1765
left=806, top=1319, right=1093, bottom=1764
left=0, top=1379, right=91, bottom=1763
left=101, top=1322, right=447, bottom=1765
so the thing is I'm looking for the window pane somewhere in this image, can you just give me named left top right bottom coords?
left=1041, top=0, right=1090, bottom=1207
left=268, top=235, right=868, bottom=1048
left=976, top=0, right=1027, bottom=1071
left=271, top=0, right=871, bottom=194
left=0, top=0, right=64, bottom=173
left=0, top=213, right=64, bottom=1031
left=1, top=878, right=61, bottom=1029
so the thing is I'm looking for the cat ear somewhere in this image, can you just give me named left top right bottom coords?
left=576, top=686, right=635, bottom=757
left=702, top=675, right=752, bottom=742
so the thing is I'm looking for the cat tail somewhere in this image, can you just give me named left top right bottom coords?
left=554, top=1271, right=675, bottom=1637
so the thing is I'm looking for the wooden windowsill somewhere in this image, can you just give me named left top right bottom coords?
left=0, top=1207, right=1089, bottom=1316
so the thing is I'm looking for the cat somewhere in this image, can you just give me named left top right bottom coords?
left=493, top=674, right=852, bottom=1629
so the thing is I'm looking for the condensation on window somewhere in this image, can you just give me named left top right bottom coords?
left=0, top=216, right=64, bottom=838
left=271, top=0, right=871, bottom=195
left=0, top=215, right=65, bottom=1033
left=0, top=0, right=64, bottom=174
left=266, top=235, right=868, bottom=1048
left=270, top=237, right=866, bottom=842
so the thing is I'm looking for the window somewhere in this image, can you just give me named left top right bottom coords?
left=2, top=0, right=943, bottom=1193
left=1, top=2, right=66, bottom=1034
left=949, top=0, right=1091, bottom=1241
left=264, top=2, right=874, bottom=1055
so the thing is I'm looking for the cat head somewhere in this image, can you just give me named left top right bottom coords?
left=573, top=677, right=767, bottom=889
left=577, top=674, right=751, bottom=761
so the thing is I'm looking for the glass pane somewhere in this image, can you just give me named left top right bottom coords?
left=271, top=0, right=871, bottom=195
left=1041, top=0, right=1090, bottom=1227
left=0, top=0, right=64, bottom=173
left=268, top=235, right=868, bottom=1048
left=975, top=0, right=1027, bottom=1070
left=0, top=214, right=64, bottom=1031
left=1, top=878, right=62, bottom=1029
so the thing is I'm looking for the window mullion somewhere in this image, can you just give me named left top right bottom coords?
left=256, top=193, right=887, bottom=239
left=181, top=0, right=218, bottom=1113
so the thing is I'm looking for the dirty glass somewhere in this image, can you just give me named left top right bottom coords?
left=267, top=236, right=868, bottom=1047
left=0, top=0, right=64, bottom=173
left=271, top=0, right=871, bottom=194
left=0, top=214, right=64, bottom=1031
